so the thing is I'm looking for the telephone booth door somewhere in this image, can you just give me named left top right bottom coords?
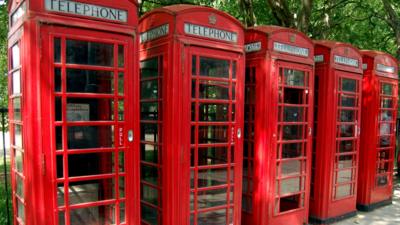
left=357, top=51, right=398, bottom=211
left=188, top=46, right=243, bottom=225
left=272, top=61, right=313, bottom=223
left=41, top=26, right=137, bottom=225
left=333, top=71, right=362, bottom=200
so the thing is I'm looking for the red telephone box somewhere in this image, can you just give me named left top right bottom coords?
left=309, top=41, right=363, bottom=224
left=357, top=50, right=398, bottom=211
left=139, top=5, right=245, bottom=225
left=242, top=26, right=314, bottom=225
left=7, top=1, right=139, bottom=225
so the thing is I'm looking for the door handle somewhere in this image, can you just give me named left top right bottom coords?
left=128, top=130, right=134, bottom=142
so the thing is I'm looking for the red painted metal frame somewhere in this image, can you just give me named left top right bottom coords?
left=8, top=1, right=139, bottom=225
left=242, top=26, right=315, bottom=225
left=309, top=41, right=363, bottom=223
left=139, top=5, right=245, bottom=225
left=357, top=50, right=398, bottom=211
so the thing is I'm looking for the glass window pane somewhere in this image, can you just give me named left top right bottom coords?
left=340, top=95, right=356, bottom=107
left=141, top=144, right=158, bottom=163
left=341, top=79, right=356, bottom=92
left=141, top=204, right=158, bottom=225
left=141, top=123, right=158, bottom=142
left=66, top=99, right=114, bottom=121
left=56, top=155, right=63, bottom=178
left=141, top=164, right=158, bottom=185
left=280, top=177, right=301, bottom=195
left=14, top=124, right=23, bottom=148
left=199, top=103, right=228, bottom=121
left=141, top=80, right=159, bottom=99
left=337, top=169, right=354, bottom=183
left=335, top=184, right=351, bottom=199
left=66, top=69, right=114, bottom=94
left=198, top=147, right=228, bottom=166
left=379, top=123, right=392, bottom=135
left=382, top=83, right=393, bottom=95
left=142, top=184, right=158, bottom=205
left=12, top=44, right=21, bottom=69
left=339, top=110, right=355, bottom=122
left=376, top=175, right=389, bottom=187
left=118, top=45, right=124, bottom=68
left=118, top=72, right=124, bottom=95
left=339, top=124, right=354, bottom=137
left=15, top=149, right=24, bottom=173
left=16, top=199, right=25, bottom=222
left=198, top=168, right=228, bottom=188
left=70, top=205, right=115, bottom=225
left=284, top=69, right=305, bottom=87
left=200, top=57, right=229, bottom=78
left=55, top=68, right=62, bottom=92
left=379, top=136, right=392, bottom=147
left=198, top=126, right=228, bottom=144
left=68, top=152, right=114, bottom=177
left=380, top=111, right=393, bottom=121
left=283, top=107, right=304, bottom=122
left=12, top=70, right=21, bottom=94
left=281, top=160, right=302, bottom=177
left=381, top=98, right=394, bottom=108
left=13, top=97, right=21, bottom=121
left=198, top=209, right=227, bottom=225
left=120, top=202, right=126, bottom=223
left=67, top=126, right=114, bottom=149
left=283, top=88, right=305, bottom=104
left=199, top=80, right=229, bottom=100
left=56, top=126, right=63, bottom=150
left=68, top=179, right=114, bottom=205
left=279, top=194, right=301, bottom=213
left=141, top=57, right=159, bottom=78
left=282, top=125, right=304, bottom=140
left=118, top=100, right=124, bottom=121
left=66, top=40, right=114, bottom=66
left=141, top=103, right=159, bottom=120
left=192, top=56, right=197, bottom=75
left=282, top=143, right=303, bottom=158
left=54, top=38, right=61, bottom=63
left=338, top=140, right=354, bottom=153
left=16, top=175, right=24, bottom=198
left=338, top=155, right=354, bottom=169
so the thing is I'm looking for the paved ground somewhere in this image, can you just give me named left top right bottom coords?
left=336, top=180, right=400, bottom=225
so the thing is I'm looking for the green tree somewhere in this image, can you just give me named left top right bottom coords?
left=0, top=2, right=8, bottom=110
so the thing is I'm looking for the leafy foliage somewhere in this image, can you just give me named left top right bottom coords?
left=0, top=2, right=7, bottom=110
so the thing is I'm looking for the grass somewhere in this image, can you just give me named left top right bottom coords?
left=0, top=156, right=12, bottom=225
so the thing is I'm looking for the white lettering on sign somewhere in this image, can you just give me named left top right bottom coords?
left=45, top=0, right=128, bottom=23
left=314, top=55, right=324, bottom=63
left=334, top=55, right=359, bottom=67
left=140, top=24, right=169, bottom=43
left=273, top=42, right=309, bottom=57
left=245, top=42, right=262, bottom=53
left=184, top=23, right=238, bottom=43
left=377, top=64, right=395, bottom=73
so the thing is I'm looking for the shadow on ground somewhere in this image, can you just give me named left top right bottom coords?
left=336, top=179, right=400, bottom=225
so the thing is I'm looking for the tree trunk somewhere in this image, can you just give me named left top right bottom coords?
left=239, top=0, right=257, bottom=27
left=382, top=0, right=400, bottom=60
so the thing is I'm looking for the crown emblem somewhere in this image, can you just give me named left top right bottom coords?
left=289, top=35, right=296, bottom=43
left=209, top=14, right=217, bottom=25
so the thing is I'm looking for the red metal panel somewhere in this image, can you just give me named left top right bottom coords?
left=357, top=51, right=398, bottom=211
left=243, top=25, right=314, bottom=225
left=8, top=1, right=139, bottom=225
left=139, top=5, right=245, bottom=225
left=310, top=41, right=363, bottom=223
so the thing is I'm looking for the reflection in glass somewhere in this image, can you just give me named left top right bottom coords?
left=66, top=40, right=114, bottom=66
left=16, top=175, right=24, bottom=198
left=339, top=110, right=355, bottom=122
left=199, top=80, right=229, bottom=99
left=340, top=95, right=356, bottom=107
left=197, top=147, right=228, bottom=166
left=380, top=111, right=393, bottom=121
left=16, top=200, right=25, bottom=222
left=141, top=164, right=158, bottom=185
left=141, top=80, right=159, bottom=99
left=281, top=160, right=302, bottom=177
left=339, top=124, right=354, bottom=137
left=198, top=168, right=227, bottom=188
left=283, top=107, right=303, bottom=122
left=68, top=179, right=114, bottom=204
left=379, top=136, right=391, bottom=147
left=335, top=185, right=351, bottom=199
left=282, top=125, right=304, bottom=140
left=280, top=177, right=301, bottom=195
left=338, top=155, right=353, bottom=169
left=67, top=126, right=114, bottom=149
left=67, top=69, right=113, bottom=93
left=141, top=144, right=158, bottom=163
left=15, top=149, right=24, bottom=173
left=197, top=209, right=227, bottom=225
left=282, top=143, right=303, bottom=158
left=339, top=140, right=354, bottom=153
left=197, top=188, right=227, bottom=209
left=118, top=45, right=124, bottom=68
left=13, top=97, right=21, bottom=121
left=341, top=79, right=356, bottom=92
left=379, top=123, right=391, bottom=135
left=54, top=38, right=61, bottom=63
left=141, top=57, right=158, bottom=78
left=141, top=102, right=159, bottom=120
left=66, top=98, right=114, bottom=121
left=141, top=204, right=158, bottom=225
left=142, top=184, right=158, bottom=205
left=70, top=205, right=115, bottom=225
left=381, top=83, right=393, bottom=95
left=200, top=57, right=229, bottom=78
left=198, top=126, right=228, bottom=143
left=119, top=72, right=124, bottom=95
left=337, top=169, right=353, bottom=183
left=14, top=124, right=23, bottom=148
left=12, top=44, right=21, bottom=69
left=199, top=104, right=228, bottom=121
left=381, top=98, right=393, bottom=108
left=12, top=70, right=21, bottom=95
left=376, top=176, right=388, bottom=186
left=141, top=124, right=158, bottom=142
left=284, top=69, right=305, bottom=87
